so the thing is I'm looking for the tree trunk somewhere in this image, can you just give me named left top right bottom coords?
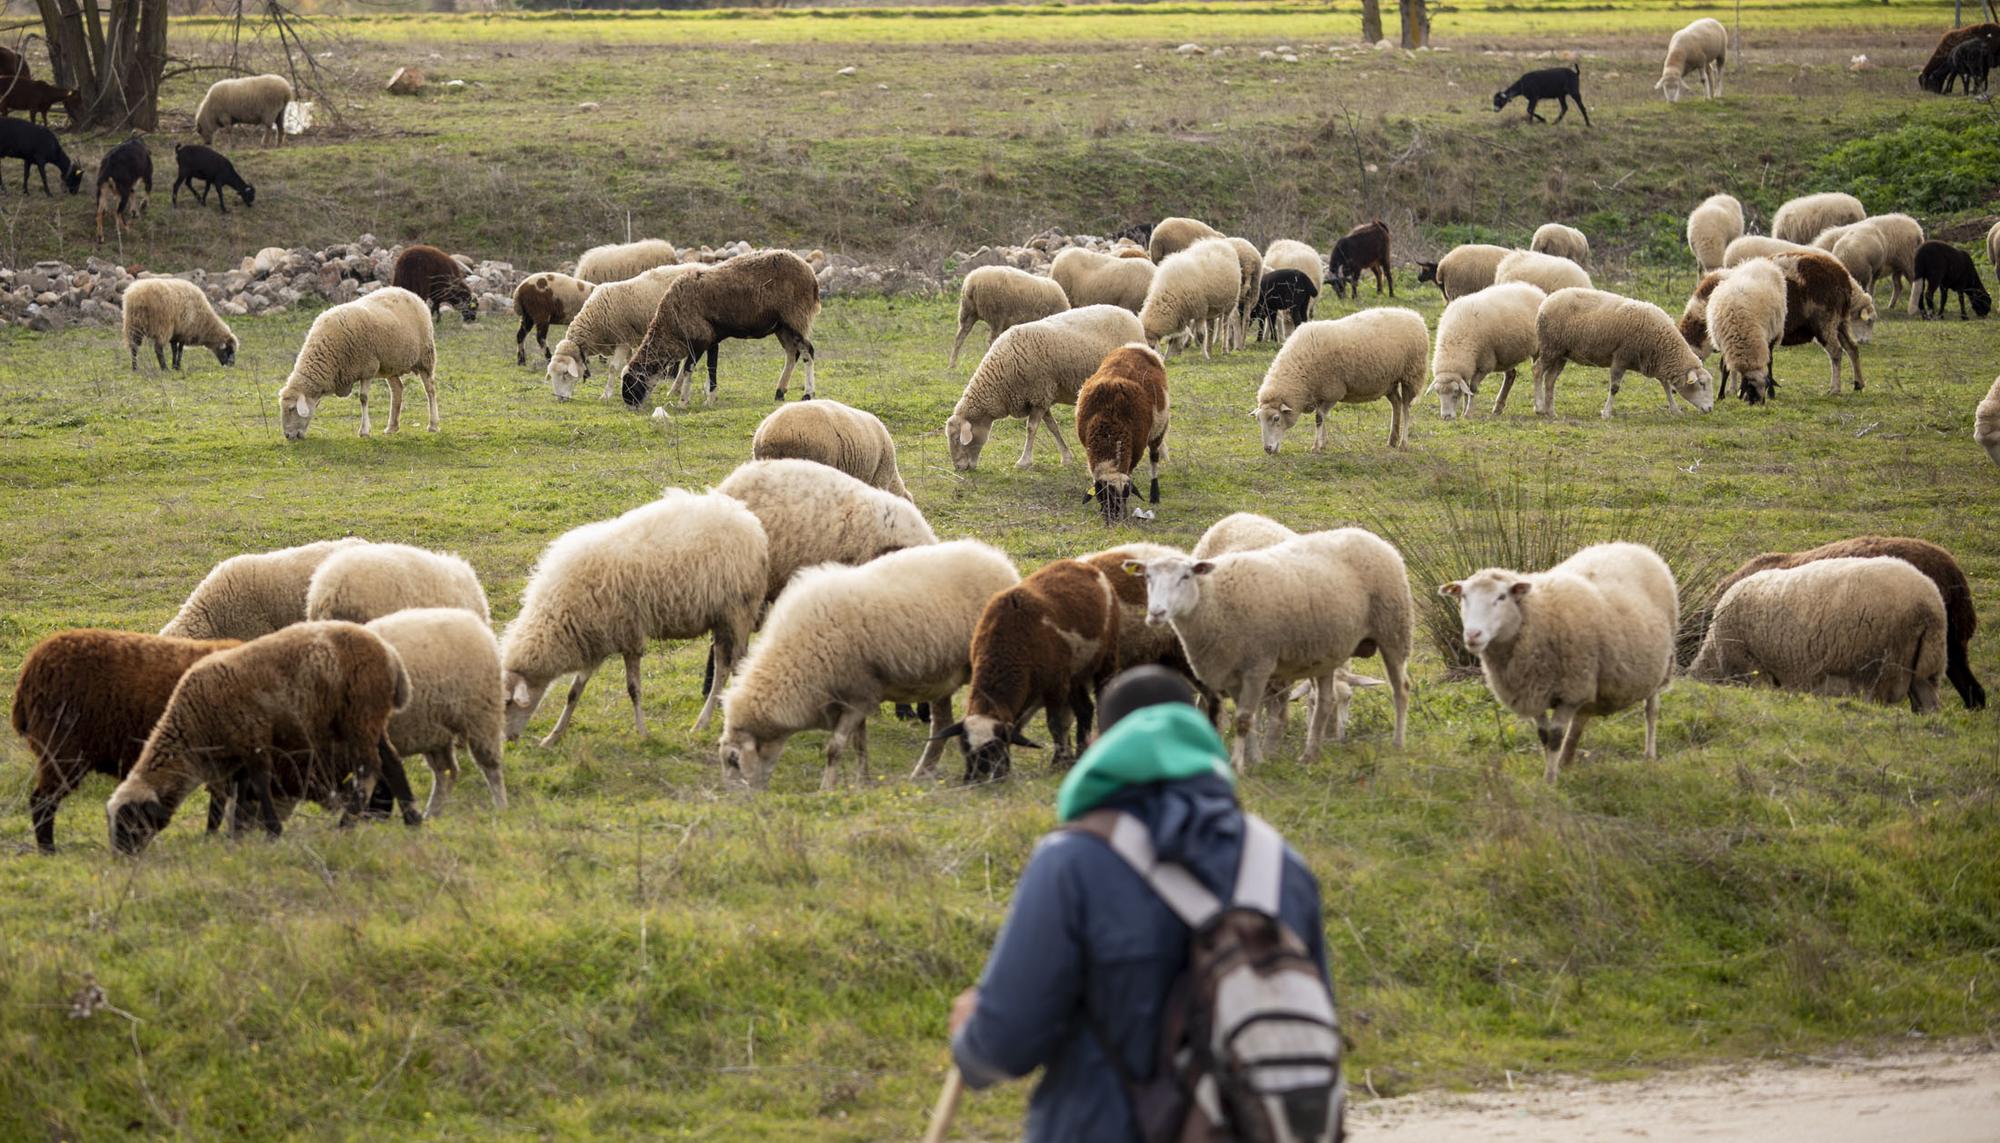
left=35, top=0, right=165, bottom=130
left=1399, top=0, right=1430, bottom=48
left=1361, top=0, right=1382, bottom=44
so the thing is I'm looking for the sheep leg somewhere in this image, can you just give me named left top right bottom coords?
left=171, top=341, right=184, bottom=371
left=1552, top=708, right=1591, bottom=782
left=1299, top=675, right=1333, bottom=763
left=1384, top=645, right=1409, bottom=749
left=1643, top=693, right=1660, bottom=761
left=356, top=379, right=373, bottom=437
left=1258, top=682, right=1291, bottom=757
left=468, top=734, right=508, bottom=810
left=539, top=666, right=596, bottom=748
left=1016, top=410, right=1042, bottom=468
left=625, top=651, right=648, bottom=738
left=821, top=706, right=870, bottom=791
left=1040, top=409, right=1073, bottom=465
left=704, top=344, right=721, bottom=406
left=1230, top=667, right=1276, bottom=773
left=245, top=765, right=283, bottom=838
left=911, top=693, right=955, bottom=778
left=1492, top=368, right=1518, bottom=415
left=948, top=315, right=975, bottom=369
left=29, top=765, right=87, bottom=853
left=1839, top=327, right=1863, bottom=392
left=1599, top=364, right=1629, bottom=418
left=1312, top=408, right=1327, bottom=452
left=516, top=315, right=533, bottom=366
left=774, top=338, right=800, bottom=402
left=419, top=369, right=439, bottom=432
left=1533, top=359, right=1562, bottom=416
left=385, top=375, right=406, bottom=434
left=537, top=322, right=553, bottom=363
left=1574, top=91, right=1592, bottom=127
left=373, top=738, right=425, bottom=826
left=1147, top=439, right=1162, bottom=504
left=1823, top=335, right=1843, bottom=397
left=422, top=748, right=457, bottom=818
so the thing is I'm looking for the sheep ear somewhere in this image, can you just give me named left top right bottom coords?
left=1120, top=559, right=1147, bottom=577
left=1439, top=581, right=1464, bottom=598
left=1191, top=560, right=1217, bottom=576
left=957, top=420, right=974, bottom=447
left=1005, top=725, right=1044, bottom=749
left=509, top=678, right=531, bottom=706
left=929, top=721, right=967, bottom=741
left=1278, top=403, right=1294, bottom=416
left=293, top=396, right=312, bottom=418
left=1509, top=581, right=1533, bottom=599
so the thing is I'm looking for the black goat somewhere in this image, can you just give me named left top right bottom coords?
left=95, top=137, right=152, bottom=244
left=171, top=144, right=255, bottom=212
left=1326, top=219, right=1395, bottom=298
left=1249, top=269, right=1318, bottom=340
left=1116, top=221, right=1154, bottom=247
left=0, top=117, right=83, bottom=196
left=1492, top=62, right=1591, bottom=125
left=1944, top=37, right=1995, bottom=93
left=1913, top=241, right=1992, bottom=320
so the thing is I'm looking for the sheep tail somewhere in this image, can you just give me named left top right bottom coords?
left=388, top=646, right=412, bottom=710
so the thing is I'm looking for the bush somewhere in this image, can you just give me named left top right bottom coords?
left=1813, top=113, right=2000, bottom=215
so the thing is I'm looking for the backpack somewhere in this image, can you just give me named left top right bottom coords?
left=1071, top=809, right=1345, bottom=1143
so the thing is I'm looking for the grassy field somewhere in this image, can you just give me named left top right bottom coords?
left=3, top=3, right=2000, bottom=1139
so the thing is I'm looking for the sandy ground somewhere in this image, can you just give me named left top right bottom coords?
left=1352, top=1045, right=2000, bottom=1141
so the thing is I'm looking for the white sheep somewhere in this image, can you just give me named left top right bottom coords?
left=714, top=458, right=935, bottom=601
left=1770, top=192, right=1866, bottom=245
left=1225, top=237, right=1264, bottom=351
left=502, top=489, right=768, bottom=745
left=305, top=542, right=490, bottom=624
left=1722, top=235, right=1815, bottom=266
left=1813, top=214, right=1926, bottom=312
left=1988, top=220, right=2000, bottom=278
left=750, top=399, right=910, bottom=498
left=1828, top=225, right=1888, bottom=294
left=1255, top=307, right=1427, bottom=451
left=1262, top=238, right=1326, bottom=318
left=1655, top=18, right=1727, bottom=101
left=1140, top=238, right=1243, bottom=357
left=1530, top=223, right=1590, bottom=264
left=161, top=538, right=368, bottom=639
left=949, top=266, right=1070, bottom=369
left=277, top=286, right=437, bottom=440
left=120, top=278, right=237, bottom=372
left=1978, top=373, right=2000, bottom=465
left=1525, top=287, right=1715, bottom=418
left=1148, top=216, right=1225, bottom=262
left=1422, top=244, right=1511, bottom=301
left=1707, top=256, right=1788, bottom=401
left=512, top=272, right=596, bottom=366
left=195, top=74, right=293, bottom=146
left=1686, top=194, right=1745, bottom=271
left=718, top=540, right=1021, bottom=790
left=1442, top=542, right=1678, bottom=783
left=1690, top=556, right=1947, bottom=711
left=1429, top=282, right=1544, bottom=419
left=575, top=239, right=679, bottom=285
left=366, top=608, right=507, bottom=816
left=546, top=265, right=699, bottom=400
left=1494, top=248, right=1591, bottom=295
left=944, top=303, right=1144, bottom=471
left=1050, top=247, right=1156, bottom=313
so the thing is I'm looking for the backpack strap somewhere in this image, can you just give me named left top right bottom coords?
left=1069, top=809, right=1221, bottom=929
left=1231, top=814, right=1286, bottom=917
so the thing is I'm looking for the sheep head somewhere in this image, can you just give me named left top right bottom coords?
left=502, top=671, right=551, bottom=742
left=1122, top=555, right=1212, bottom=628
left=1429, top=373, right=1476, bottom=420
left=214, top=336, right=238, bottom=367
left=1252, top=399, right=1301, bottom=455
left=1673, top=366, right=1717, bottom=412
left=278, top=386, right=317, bottom=440
left=546, top=342, right=585, bottom=400
left=106, top=775, right=176, bottom=855
left=1440, top=570, right=1532, bottom=655
left=934, top=714, right=1041, bottom=784
left=718, top=728, right=784, bottom=790
left=944, top=413, right=991, bottom=471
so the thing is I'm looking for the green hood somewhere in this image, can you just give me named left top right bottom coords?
left=1056, top=703, right=1234, bottom=822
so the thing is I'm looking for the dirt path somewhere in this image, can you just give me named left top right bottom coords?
left=1352, top=1046, right=2000, bottom=1141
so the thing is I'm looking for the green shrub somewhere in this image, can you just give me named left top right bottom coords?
left=1813, top=114, right=2000, bottom=215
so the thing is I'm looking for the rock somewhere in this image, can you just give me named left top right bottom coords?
left=1259, top=50, right=1277, bottom=61
left=386, top=67, right=426, bottom=95
left=836, top=65, right=858, bottom=76
left=34, top=291, right=59, bottom=306
left=1282, top=54, right=1299, bottom=63
left=251, top=247, right=288, bottom=275
left=219, top=300, right=247, bottom=316
left=480, top=291, right=509, bottom=314
left=578, top=101, right=600, bottom=112
left=1175, top=43, right=1206, bottom=55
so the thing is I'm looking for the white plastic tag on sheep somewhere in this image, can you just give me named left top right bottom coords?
left=283, top=101, right=315, bottom=136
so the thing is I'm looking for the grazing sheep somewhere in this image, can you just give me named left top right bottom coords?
left=1980, top=374, right=2000, bottom=466
left=0, top=118, right=83, bottom=196
left=1262, top=238, right=1327, bottom=320
left=1769, top=249, right=1875, bottom=396
left=1656, top=18, right=1727, bottom=100
left=94, top=137, right=151, bottom=244
left=161, top=538, right=369, bottom=639
left=1691, top=557, right=1946, bottom=712
left=1429, top=282, right=1544, bottom=419
left=0, top=78, right=79, bottom=127
left=1418, top=243, right=1511, bottom=302
left=1944, top=36, right=1995, bottom=93
left=1075, top=343, right=1170, bottom=522
left=1140, top=237, right=1243, bottom=358
left=1224, top=237, right=1264, bottom=350
left=502, top=489, right=767, bottom=744
left=1707, top=257, right=1788, bottom=403
left=392, top=244, right=480, bottom=324
left=1123, top=528, right=1414, bottom=770
left=1712, top=536, right=1983, bottom=711
left=944, top=303, right=1144, bottom=471
left=1325, top=220, right=1395, bottom=299
left=1493, top=62, right=1591, bottom=124
left=1723, top=235, right=1815, bottom=266
left=1255, top=307, right=1426, bottom=451
left=278, top=287, right=438, bottom=439
left=1249, top=269, right=1319, bottom=341
left=621, top=249, right=821, bottom=408
left=195, top=74, right=293, bottom=146
left=546, top=265, right=697, bottom=400
left=1494, top=248, right=1590, bottom=295
left=718, top=541, right=1020, bottom=790
left=715, top=458, right=935, bottom=602
left=750, top=399, right=910, bottom=498
left=1912, top=240, right=1992, bottom=320
left=1827, top=226, right=1892, bottom=296
left=1987, top=220, right=2000, bottom=277
left=1771, top=192, right=1866, bottom=245
left=120, top=278, right=238, bottom=372
left=1525, top=287, right=1715, bottom=418
left=1921, top=24, right=2000, bottom=92
left=1531, top=223, right=1590, bottom=265
left=512, top=272, right=595, bottom=366
left=574, top=238, right=679, bottom=284
left=1812, top=215, right=1926, bottom=311
left=12, top=629, right=238, bottom=851
left=949, top=266, right=1070, bottom=369
left=1147, top=216, right=1225, bottom=262
left=106, top=621, right=420, bottom=854
left=1050, top=247, right=1156, bottom=313
left=366, top=609, right=508, bottom=816
left=169, top=144, right=254, bottom=213
left=305, top=542, right=489, bottom=625
left=1443, top=542, right=1677, bottom=783
left=1686, top=194, right=1745, bottom=271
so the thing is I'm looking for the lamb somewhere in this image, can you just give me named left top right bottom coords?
left=1710, top=536, right=1983, bottom=711
left=1255, top=307, right=1426, bottom=451
left=718, top=540, right=1020, bottom=790
left=1524, top=287, right=1715, bottom=418
left=750, top=399, right=910, bottom=498
left=1074, top=343, right=1170, bottom=522
left=366, top=609, right=508, bottom=816
left=1690, top=558, right=1946, bottom=712
left=575, top=239, right=679, bottom=284
left=94, top=137, right=151, bottom=244
left=1978, top=374, right=2000, bottom=466
left=277, top=286, right=438, bottom=439
left=392, top=244, right=480, bottom=324
left=169, top=144, right=254, bottom=213
left=714, top=458, right=934, bottom=602
left=1921, top=24, right=2000, bottom=92
left=1770, top=192, right=1866, bottom=244
left=1123, top=528, right=1414, bottom=770
left=106, top=622, right=422, bottom=853
left=305, top=542, right=490, bottom=624
left=512, top=272, right=595, bottom=366
left=1912, top=240, right=1992, bottom=320
left=1262, top=239, right=1326, bottom=321
left=1723, top=235, right=1814, bottom=266
left=546, top=265, right=697, bottom=400
left=0, top=118, right=83, bottom=196
left=1686, top=194, right=1745, bottom=271
left=1, top=78, right=79, bottom=127
left=1944, top=36, right=1995, bottom=93
left=1429, top=282, right=1544, bottom=419
left=1147, top=216, right=1225, bottom=262
left=1655, top=18, right=1727, bottom=101
left=12, top=629, right=238, bottom=851
left=501, top=489, right=767, bottom=745
left=195, top=74, right=292, bottom=146
left=1442, top=542, right=1677, bottom=783
left=944, top=303, right=1144, bottom=471
left=120, top=278, right=238, bottom=372
left=1530, top=223, right=1590, bottom=265
left=1417, top=243, right=1511, bottom=302
left=1494, top=248, right=1591, bottom=295
left=1224, top=237, right=1264, bottom=350
left=1139, top=237, right=1243, bottom=358
left=1325, top=220, right=1394, bottom=299
left=949, top=266, right=1070, bottom=369
left=620, top=249, right=821, bottom=408
left=1812, top=214, right=1926, bottom=311
left=1492, top=62, right=1591, bottom=125
left=161, top=538, right=368, bottom=639
left=1249, top=269, right=1319, bottom=341
left=1706, top=257, right=1788, bottom=403
left=1050, top=247, right=1156, bottom=313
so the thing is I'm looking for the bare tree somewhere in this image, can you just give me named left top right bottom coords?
left=1399, top=0, right=1430, bottom=48
left=1361, top=0, right=1382, bottom=45
left=33, top=0, right=170, bottom=130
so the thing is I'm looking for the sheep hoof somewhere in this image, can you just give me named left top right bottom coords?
left=402, top=808, right=424, bottom=828
left=773, top=387, right=786, bottom=401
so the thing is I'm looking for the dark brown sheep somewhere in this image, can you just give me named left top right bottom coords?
left=1075, top=343, right=1170, bottom=523
left=511, top=271, right=593, bottom=365
left=936, top=559, right=1121, bottom=781
left=1713, top=536, right=1983, bottom=710
left=1921, top=24, right=2000, bottom=92
left=392, top=244, right=479, bottom=323
left=11, top=629, right=239, bottom=852
left=1683, top=252, right=1873, bottom=400
left=620, top=249, right=821, bottom=408
left=1326, top=220, right=1394, bottom=299
left=1, top=78, right=79, bottom=127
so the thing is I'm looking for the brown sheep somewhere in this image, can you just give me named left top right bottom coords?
left=1712, top=536, right=1983, bottom=710
left=392, top=244, right=479, bottom=324
left=512, top=271, right=594, bottom=365
left=1680, top=252, right=1875, bottom=399
left=619, top=249, right=821, bottom=409
left=1, top=79, right=80, bottom=127
left=11, top=629, right=239, bottom=852
left=936, top=559, right=1121, bottom=780
left=106, top=621, right=423, bottom=853
left=1075, top=343, right=1170, bottom=523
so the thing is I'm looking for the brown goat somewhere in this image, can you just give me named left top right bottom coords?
left=937, top=559, right=1121, bottom=781
left=392, top=244, right=479, bottom=323
left=106, top=621, right=423, bottom=853
left=1075, top=343, right=1170, bottom=523
left=1712, top=536, right=1983, bottom=710
left=1, top=79, right=79, bottom=127
left=1326, top=220, right=1394, bottom=298
left=620, top=249, right=821, bottom=408
left=11, top=629, right=239, bottom=852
